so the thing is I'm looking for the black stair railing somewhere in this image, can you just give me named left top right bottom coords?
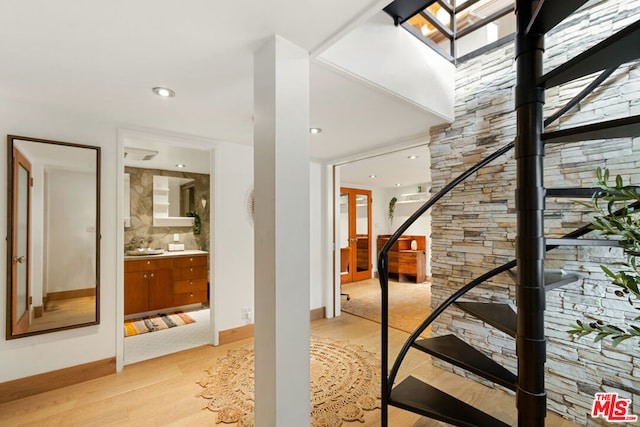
left=376, top=3, right=639, bottom=426
left=379, top=160, right=640, bottom=426
left=378, top=140, right=514, bottom=424
left=379, top=49, right=622, bottom=421
left=383, top=197, right=640, bottom=396
left=385, top=259, right=516, bottom=395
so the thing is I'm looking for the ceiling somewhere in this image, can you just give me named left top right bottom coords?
left=0, top=0, right=445, bottom=163
left=124, top=144, right=211, bottom=174
left=339, top=145, right=431, bottom=189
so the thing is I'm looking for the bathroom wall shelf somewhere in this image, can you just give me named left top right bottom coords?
left=396, top=191, right=429, bottom=204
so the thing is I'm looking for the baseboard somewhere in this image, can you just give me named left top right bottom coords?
left=310, top=307, right=326, bottom=321
left=0, top=357, right=116, bottom=405
left=33, top=305, right=44, bottom=318
left=219, top=307, right=326, bottom=345
left=47, top=288, right=96, bottom=301
left=219, top=324, right=255, bottom=345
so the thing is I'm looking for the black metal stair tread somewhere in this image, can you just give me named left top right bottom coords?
left=383, top=0, right=431, bottom=25
left=546, top=187, right=604, bottom=198
left=390, top=376, right=511, bottom=427
left=538, top=20, right=640, bottom=88
left=526, top=0, right=588, bottom=36
left=544, top=272, right=580, bottom=291
left=454, top=302, right=516, bottom=337
left=542, top=115, right=640, bottom=144
left=546, top=238, right=620, bottom=247
left=413, top=335, right=517, bottom=391
left=506, top=270, right=580, bottom=290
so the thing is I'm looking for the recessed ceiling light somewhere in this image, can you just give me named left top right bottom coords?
left=369, top=174, right=377, bottom=178
left=175, top=163, right=186, bottom=168
left=310, top=128, right=322, bottom=134
left=152, top=87, right=175, bottom=97
left=395, top=183, right=402, bottom=187
left=408, top=155, right=419, bottom=160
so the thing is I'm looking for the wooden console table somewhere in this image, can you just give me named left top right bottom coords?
left=377, top=235, right=427, bottom=283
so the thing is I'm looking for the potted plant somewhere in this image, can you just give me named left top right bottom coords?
left=569, top=167, right=640, bottom=346
left=388, top=196, right=397, bottom=229
left=187, top=210, right=201, bottom=235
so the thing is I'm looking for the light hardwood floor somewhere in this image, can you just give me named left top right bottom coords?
left=341, top=277, right=385, bottom=300
left=28, top=296, right=96, bottom=333
left=0, top=313, right=580, bottom=426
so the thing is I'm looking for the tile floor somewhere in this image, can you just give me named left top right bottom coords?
left=123, top=307, right=212, bottom=365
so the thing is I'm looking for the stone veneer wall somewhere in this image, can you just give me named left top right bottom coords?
left=428, top=1, right=640, bottom=425
left=125, top=167, right=210, bottom=252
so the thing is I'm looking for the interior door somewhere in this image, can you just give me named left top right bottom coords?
left=340, top=187, right=372, bottom=283
left=11, top=147, right=32, bottom=335
left=339, top=192, right=353, bottom=284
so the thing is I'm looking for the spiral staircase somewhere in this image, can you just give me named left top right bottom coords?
left=378, top=1, right=640, bottom=425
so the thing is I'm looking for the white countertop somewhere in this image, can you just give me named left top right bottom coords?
left=124, top=249, right=208, bottom=261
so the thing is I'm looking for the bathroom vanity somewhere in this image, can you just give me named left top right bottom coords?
left=124, top=250, right=208, bottom=315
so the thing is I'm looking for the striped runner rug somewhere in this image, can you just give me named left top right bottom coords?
left=124, top=311, right=196, bottom=337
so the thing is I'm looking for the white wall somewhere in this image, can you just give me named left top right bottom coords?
left=0, top=102, right=329, bottom=383
left=213, top=142, right=255, bottom=331
left=318, top=11, right=455, bottom=121
left=0, top=98, right=117, bottom=383
left=309, top=162, right=325, bottom=311
left=213, top=147, right=327, bottom=332
left=46, top=169, right=96, bottom=292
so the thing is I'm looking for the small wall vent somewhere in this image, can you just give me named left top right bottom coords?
left=124, top=147, right=159, bottom=161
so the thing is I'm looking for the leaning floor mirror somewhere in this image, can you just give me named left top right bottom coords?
left=6, top=135, right=100, bottom=339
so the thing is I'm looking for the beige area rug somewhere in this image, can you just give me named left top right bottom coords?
left=341, top=281, right=432, bottom=337
left=196, top=336, right=381, bottom=426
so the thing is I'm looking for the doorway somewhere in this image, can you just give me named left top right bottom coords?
left=339, top=187, right=372, bottom=284
left=117, top=129, right=214, bottom=367
left=332, top=145, right=432, bottom=314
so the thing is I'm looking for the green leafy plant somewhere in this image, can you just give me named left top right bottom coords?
left=388, top=196, right=397, bottom=224
left=568, top=167, right=640, bottom=346
left=187, top=210, right=201, bottom=235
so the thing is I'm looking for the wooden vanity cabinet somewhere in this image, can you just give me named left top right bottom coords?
left=173, top=255, right=209, bottom=306
left=125, top=258, right=173, bottom=315
left=124, top=255, right=208, bottom=315
left=124, top=270, right=149, bottom=315
left=148, top=268, right=174, bottom=310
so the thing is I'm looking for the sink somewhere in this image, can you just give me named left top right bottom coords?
left=126, top=248, right=165, bottom=256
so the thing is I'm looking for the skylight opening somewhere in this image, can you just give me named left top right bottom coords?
left=388, top=0, right=516, bottom=63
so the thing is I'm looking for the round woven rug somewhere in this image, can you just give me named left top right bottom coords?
left=197, top=336, right=381, bottom=426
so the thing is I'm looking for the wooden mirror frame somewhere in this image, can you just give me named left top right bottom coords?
left=6, top=135, right=101, bottom=339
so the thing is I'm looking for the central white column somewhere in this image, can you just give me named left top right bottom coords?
left=253, top=35, right=311, bottom=427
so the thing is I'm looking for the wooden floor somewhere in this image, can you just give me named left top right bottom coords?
left=0, top=313, right=580, bottom=426
left=341, top=277, right=383, bottom=300
left=28, top=296, right=96, bottom=333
